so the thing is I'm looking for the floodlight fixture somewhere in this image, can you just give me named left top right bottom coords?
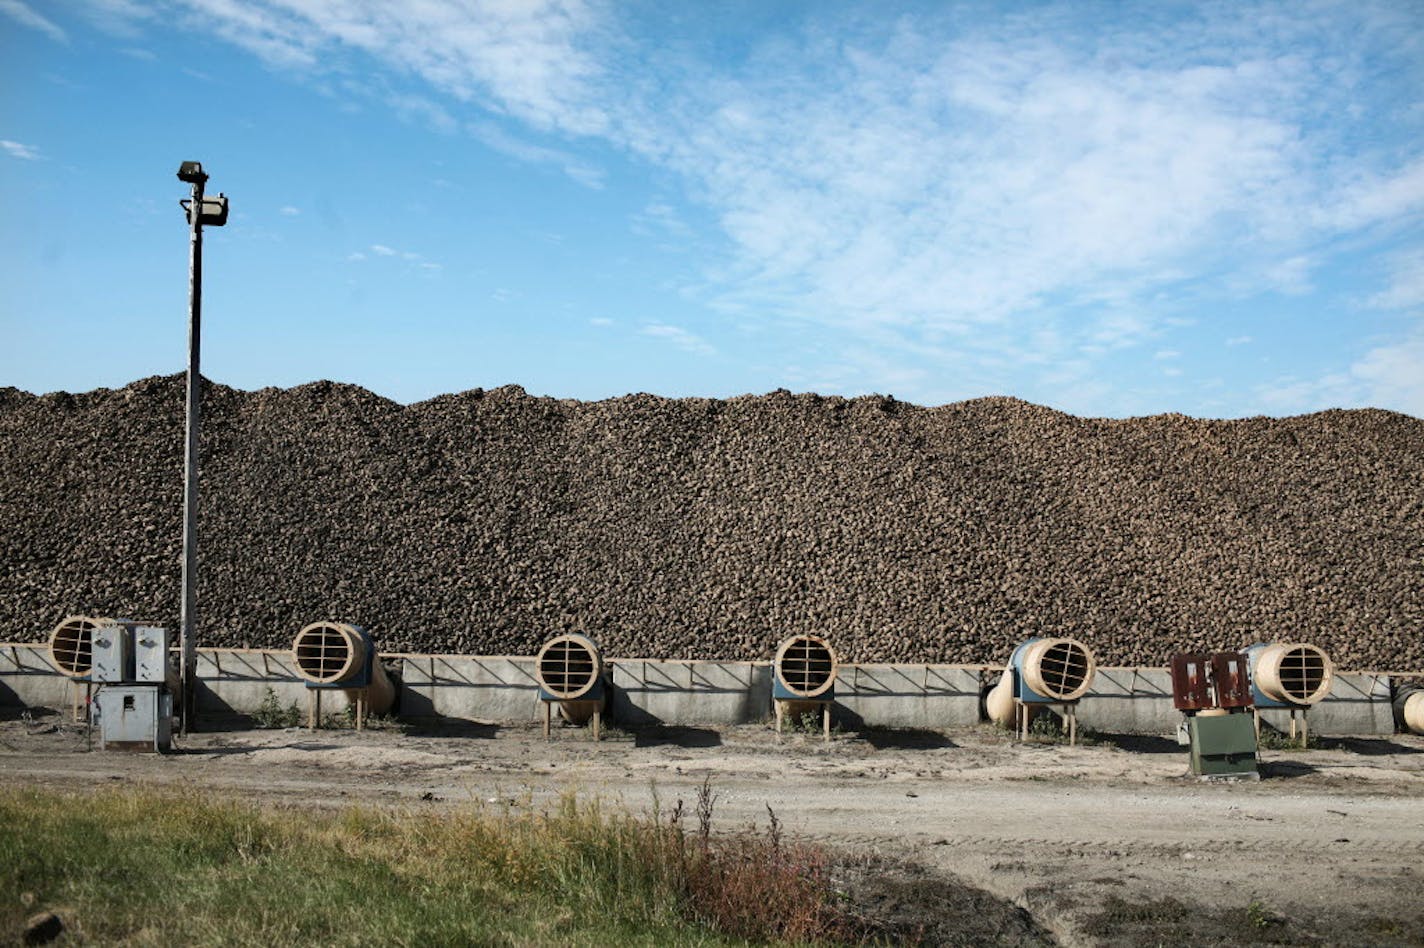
left=177, top=160, right=208, bottom=184
left=180, top=194, right=229, bottom=227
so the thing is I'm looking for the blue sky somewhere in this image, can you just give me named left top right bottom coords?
left=2, top=1, right=1422, bottom=418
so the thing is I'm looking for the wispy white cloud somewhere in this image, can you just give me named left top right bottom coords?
left=589, top=316, right=614, bottom=326
left=471, top=121, right=604, bottom=188
left=94, top=1, right=1424, bottom=413
left=1261, top=255, right=1314, bottom=296
left=631, top=200, right=692, bottom=240
left=352, top=242, right=440, bottom=273
left=0, top=0, right=67, bottom=42
left=1258, top=329, right=1424, bottom=417
left=1368, top=248, right=1424, bottom=311
left=149, top=0, right=608, bottom=132
left=1, top=139, right=40, bottom=160
left=387, top=92, right=457, bottom=134
left=279, top=205, right=300, bottom=216
left=1350, top=331, right=1424, bottom=416
left=641, top=323, right=716, bottom=357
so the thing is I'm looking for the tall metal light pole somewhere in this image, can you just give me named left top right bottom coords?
left=176, top=161, right=228, bottom=734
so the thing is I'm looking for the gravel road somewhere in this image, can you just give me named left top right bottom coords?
left=4, top=714, right=1421, bottom=946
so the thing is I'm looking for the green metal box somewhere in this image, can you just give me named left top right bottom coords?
left=1188, top=713, right=1258, bottom=777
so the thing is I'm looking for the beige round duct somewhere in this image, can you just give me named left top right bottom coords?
left=291, top=621, right=394, bottom=715
left=1395, top=686, right=1424, bottom=735
left=774, top=634, right=838, bottom=700
left=1252, top=643, right=1334, bottom=706
left=985, top=670, right=1016, bottom=727
left=1019, top=637, right=1097, bottom=702
left=535, top=633, right=604, bottom=701
left=535, top=634, right=604, bottom=725
left=48, top=615, right=110, bottom=678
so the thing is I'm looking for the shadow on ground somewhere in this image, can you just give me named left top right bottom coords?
left=854, top=727, right=957, bottom=750
left=632, top=726, right=722, bottom=748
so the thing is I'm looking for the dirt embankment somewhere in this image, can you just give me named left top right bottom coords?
left=1, top=375, right=1420, bottom=667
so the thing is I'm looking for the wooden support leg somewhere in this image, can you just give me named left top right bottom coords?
left=593, top=707, right=601, bottom=742
left=1068, top=705, right=1077, bottom=746
left=356, top=690, right=366, bottom=732
left=775, top=701, right=784, bottom=740
left=822, top=702, right=830, bottom=743
left=1290, top=709, right=1297, bottom=741
left=543, top=701, right=552, bottom=740
left=1301, top=714, right=1308, bottom=748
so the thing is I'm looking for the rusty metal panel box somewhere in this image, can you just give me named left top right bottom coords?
left=1171, top=653, right=1212, bottom=711
left=1211, top=651, right=1253, bottom=709
left=133, top=626, right=170, bottom=684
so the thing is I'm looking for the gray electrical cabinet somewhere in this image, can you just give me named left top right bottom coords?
left=91, top=621, right=135, bottom=683
left=96, top=686, right=173, bottom=752
left=133, top=626, right=170, bottom=684
left=90, top=621, right=174, bottom=753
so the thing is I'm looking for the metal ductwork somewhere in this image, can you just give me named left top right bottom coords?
left=532, top=626, right=603, bottom=723
left=291, top=621, right=394, bottom=717
left=771, top=634, right=838, bottom=740
left=534, top=633, right=607, bottom=733
left=773, top=634, right=838, bottom=700
left=986, top=637, right=1097, bottom=743
left=1394, top=683, right=1424, bottom=735
left=1244, top=642, right=1334, bottom=708
left=48, top=615, right=111, bottom=679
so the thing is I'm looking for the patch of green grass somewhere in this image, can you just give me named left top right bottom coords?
left=0, top=780, right=862, bottom=946
left=1246, top=897, right=1282, bottom=930
left=1255, top=727, right=1318, bottom=751
left=1024, top=710, right=1101, bottom=746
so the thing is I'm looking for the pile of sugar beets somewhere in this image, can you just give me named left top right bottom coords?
left=0, top=374, right=1420, bottom=669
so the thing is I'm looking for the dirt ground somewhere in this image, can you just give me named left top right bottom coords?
left=3, top=710, right=1422, bottom=947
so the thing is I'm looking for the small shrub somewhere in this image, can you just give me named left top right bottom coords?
left=1246, top=897, right=1281, bottom=929
left=1256, top=727, right=1318, bottom=751
left=1024, top=710, right=1100, bottom=745
left=252, top=688, right=301, bottom=729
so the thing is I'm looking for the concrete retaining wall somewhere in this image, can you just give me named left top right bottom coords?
left=0, top=643, right=1402, bottom=736
left=836, top=664, right=984, bottom=729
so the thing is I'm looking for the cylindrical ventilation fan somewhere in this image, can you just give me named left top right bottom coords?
left=534, top=633, right=606, bottom=727
left=986, top=637, right=1097, bottom=732
left=1006, top=637, right=1097, bottom=702
left=773, top=634, right=838, bottom=700
left=1244, top=642, right=1333, bottom=708
left=48, top=615, right=111, bottom=678
left=291, top=621, right=395, bottom=715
